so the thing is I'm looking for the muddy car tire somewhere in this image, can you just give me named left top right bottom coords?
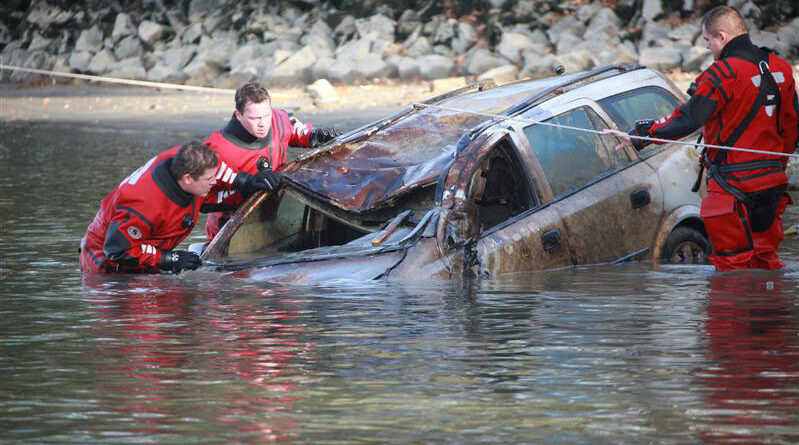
left=661, top=226, right=709, bottom=264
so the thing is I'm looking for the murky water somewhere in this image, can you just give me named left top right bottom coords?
left=1, top=123, right=798, bottom=444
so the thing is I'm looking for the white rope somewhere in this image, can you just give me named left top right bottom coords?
left=0, top=63, right=235, bottom=94
left=413, top=102, right=799, bottom=159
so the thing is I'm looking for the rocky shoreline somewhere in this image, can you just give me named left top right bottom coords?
left=2, top=0, right=797, bottom=90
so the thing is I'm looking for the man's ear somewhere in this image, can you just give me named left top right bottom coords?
left=234, top=110, right=243, bottom=122
left=179, top=173, right=192, bottom=186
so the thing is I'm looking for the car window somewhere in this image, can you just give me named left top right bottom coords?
left=523, top=106, right=629, bottom=198
left=598, top=86, right=680, bottom=132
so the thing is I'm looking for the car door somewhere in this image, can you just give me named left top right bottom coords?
left=517, top=100, right=665, bottom=264
left=435, top=130, right=573, bottom=277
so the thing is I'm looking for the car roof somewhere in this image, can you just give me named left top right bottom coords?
left=282, top=64, right=647, bottom=213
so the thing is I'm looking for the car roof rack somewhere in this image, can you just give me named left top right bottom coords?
left=504, top=62, right=643, bottom=117
left=466, top=62, right=643, bottom=139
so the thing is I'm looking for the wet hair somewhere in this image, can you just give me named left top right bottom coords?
left=701, top=5, right=748, bottom=37
left=235, top=82, right=271, bottom=113
left=170, top=140, right=218, bottom=180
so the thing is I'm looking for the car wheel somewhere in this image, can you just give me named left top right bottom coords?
left=661, top=226, right=708, bottom=264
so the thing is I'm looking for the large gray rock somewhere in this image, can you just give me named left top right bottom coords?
left=668, top=23, right=700, bottom=43
left=182, top=23, right=204, bottom=44
left=477, top=64, right=519, bottom=84
left=335, top=38, right=372, bottom=61
left=162, top=45, right=197, bottom=70
left=464, top=48, right=509, bottom=75
left=356, top=53, right=397, bottom=80
left=681, top=45, right=711, bottom=72
left=88, top=49, right=117, bottom=74
left=303, top=34, right=336, bottom=59
left=229, top=42, right=268, bottom=70
left=0, top=22, right=11, bottom=46
left=639, top=47, right=683, bottom=70
left=183, top=58, right=222, bottom=86
left=10, top=51, right=54, bottom=82
left=497, top=32, right=537, bottom=65
left=138, top=21, right=169, bottom=46
left=195, top=32, right=237, bottom=68
left=520, top=53, right=559, bottom=78
left=396, top=56, right=420, bottom=80
left=417, top=54, right=454, bottom=80
left=585, top=8, right=622, bottom=36
left=555, top=32, right=582, bottom=55
left=751, top=31, right=791, bottom=58
left=432, top=18, right=457, bottom=45
left=27, top=33, right=52, bottom=52
left=642, top=0, right=663, bottom=21
left=26, top=2, right=73, bottom=28
left=576, top=2, right=604, bottom=23
left=356, top=14, right=396, bottom=42
left=334, top=16, right=357, bottom=42
left=641, top=21, right=671, bottom=48
left=556, top=50, right=600, bottom=73
left=107, top=57, right=146, bottom=79
left=188, top=0, right=223, bottom=21
left=146, top=63, right=187, bottom=83
left=75, top=26, right=104, bottom=53
left=112, top=13, right=137, bottom=43
left=451, top=22, right=477, bottom=54
left=114, top=35, right=143, bottom=60
left=548, top=16, right=585, bottom=45
left=268, top=45, right=317, bottom=84
left=306, top=78, right=338, bottom=104
left=777, top=17, right=799, bottom=50
left=68, top=51, right=93, bottom=71
left=406, top=36, right=433, bottom=57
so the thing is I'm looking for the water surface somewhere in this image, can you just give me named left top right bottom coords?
left=1, top=123, right=798, bottom=444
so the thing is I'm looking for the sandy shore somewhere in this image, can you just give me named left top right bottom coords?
left=0, top=78, right=466, bottom=135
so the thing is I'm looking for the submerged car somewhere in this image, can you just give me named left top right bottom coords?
left=207, top=63, right=708, bottom=282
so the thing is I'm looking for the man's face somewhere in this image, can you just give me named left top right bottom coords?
left=702, top=25, right=727, bottom=60
left=180, top=167, right=217, bottom=197
left=235, top=100, right=272, bottom=139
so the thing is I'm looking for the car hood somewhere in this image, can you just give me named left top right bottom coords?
left=279, top=77, right=575, bottom=213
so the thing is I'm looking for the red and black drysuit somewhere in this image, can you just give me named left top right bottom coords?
left=636, top=34, right=798, bottom=271
left=203, top=108, right=316, bottom=241
left=80, top=148, right=207, bottom=273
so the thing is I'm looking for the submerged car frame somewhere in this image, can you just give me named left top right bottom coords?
left=209, top=63, right=708, bottom=282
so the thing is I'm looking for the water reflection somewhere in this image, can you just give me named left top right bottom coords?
left=699, top=272, right=799, bottom=443
left=80, top=274, right=311, bottom=442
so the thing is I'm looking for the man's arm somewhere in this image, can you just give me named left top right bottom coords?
left=779, top=74, right=798, bottom=158
left=103, top=205, right=200, bottom=273
left=288, top=114, right=340, bottom=148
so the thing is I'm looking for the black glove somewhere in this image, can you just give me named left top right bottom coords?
left=233, top=169, right=280, bottom=195
left=159, top=250, right=202, bottom=274
left=628, top=119, right=654, bottom=151
left=309, top=127, right=341, bottom=148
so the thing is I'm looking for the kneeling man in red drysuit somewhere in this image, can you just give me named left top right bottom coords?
left=203, top=82, right=341, bottom=242
left=619, top=6, right=798, bottom=271
left=80, top=141, right=219, bottom=274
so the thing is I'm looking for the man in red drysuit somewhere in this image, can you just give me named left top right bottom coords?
left=611, top=6, right=798, bottom=271
left=80, top=141, right=219, bottom=274
left=203, top=82, right=340, bottom=242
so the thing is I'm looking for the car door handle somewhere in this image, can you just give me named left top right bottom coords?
left=541, top=229, right=561, bottom=251
left=630, top=189, right=651, bottom=209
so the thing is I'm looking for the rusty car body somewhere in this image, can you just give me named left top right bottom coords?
left=207, top=64, right=708, bottom=283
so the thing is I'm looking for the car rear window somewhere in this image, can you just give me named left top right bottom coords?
left=598, top=86, right=680, bottom=132
left=523, top=107, right=630, bottom=198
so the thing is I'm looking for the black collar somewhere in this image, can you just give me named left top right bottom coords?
left=719, top=33, right=763, bottom=63
left=221, top=114, right=272, bottom=150
left=151, top=158, right=193, bottom=207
